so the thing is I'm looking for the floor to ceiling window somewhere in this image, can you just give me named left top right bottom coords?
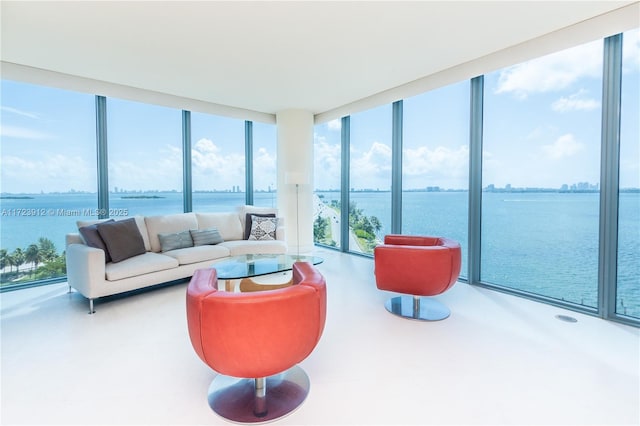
left=481, top=38, right=604, bottom=308
left=0, top=81, right=96, bottom=287
left=107, top=98, right=183, bottom=216
left=313, top=119, right=343, bottom=249
left=251, top=122, right=278, bottom=208
left=349, top=105, right=392, bottom=254
left=310, top=29, right=637, bottom=325
left=190, top=112, right=245, bottom=212
left=617, top=28, right=640, bottom=319
left=402, top=81, right=470, bottom=278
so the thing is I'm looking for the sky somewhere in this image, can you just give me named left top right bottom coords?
left=314, top=29, right=640, bottom=191
left=1, top=29, right=638, bottom=194
left=0, top=89, right=278, bottom=194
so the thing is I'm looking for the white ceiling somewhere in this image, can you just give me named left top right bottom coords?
left=0, top=1, right=635, bottom=115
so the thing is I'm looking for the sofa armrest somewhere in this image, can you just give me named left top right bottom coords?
left=66, top=233, right=84, bottom=246
left=66, top=243, right=107, bottom=299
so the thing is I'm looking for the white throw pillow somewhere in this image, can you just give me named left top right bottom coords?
left=248, top=216, right=278, bottom=241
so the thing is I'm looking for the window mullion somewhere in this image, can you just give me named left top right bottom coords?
left=341, top=116, right=350, bottom=252
left=182, top=110, right=192, bottom=213
left=95, top=95, right=109, bottom=219
left=391, top=101, right=403, bottom=234
left=245, top=120, right=254, bottom=205
left=598, top=34, right=623, bottom=320
left=468, top=76, right=484, bottom=284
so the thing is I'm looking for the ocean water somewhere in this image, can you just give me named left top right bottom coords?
left=317, top=190, right=639, bottom=318
left=1, top=191, right=638, bottom=317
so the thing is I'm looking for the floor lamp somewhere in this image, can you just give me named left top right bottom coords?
left=285, top=172, right=307, bottom=257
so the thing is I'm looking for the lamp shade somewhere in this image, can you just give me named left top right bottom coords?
left=285, top=172, right=308, bottom=185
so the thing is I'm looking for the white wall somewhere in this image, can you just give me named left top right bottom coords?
left=275, top=110, right=315, bottom=255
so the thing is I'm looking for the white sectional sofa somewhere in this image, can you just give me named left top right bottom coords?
left=65, top=205, right=286, bottom=313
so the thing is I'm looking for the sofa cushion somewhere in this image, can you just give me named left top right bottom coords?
left=162, top=245, right=231, bottom=265
left=190, top=228, right=224, bottom=246
left=158, top=230, right=194, bottom=252
left=196, top=213, right=243, bottom=241
left=219, top=240, right=287, bottom=256
left=97, top=218, right=147, bottom=263
left=145, top=213, right=198, bottom=252
left=248, top=215, right=278, bottom=240
left=78, top=219, right=114, bottom=263
left=78, top=216, right=151, bottom=252
left=105, top=252, right=179, bottom=281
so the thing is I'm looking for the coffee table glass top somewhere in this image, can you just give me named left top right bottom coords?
left=213, top=254, right=323, bottom=280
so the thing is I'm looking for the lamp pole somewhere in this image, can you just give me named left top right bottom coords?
left=286, top=172, right=306, bottom=258
left=295, top=183, right=300, bottom=257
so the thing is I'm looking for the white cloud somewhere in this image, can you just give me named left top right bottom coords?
left=0, top=125, right=52, bottom=140
left=252, top=147, right=277, bottom=191
left=156, top=145, right=183, bottom=175
left=313, top=136, right=341, bottom=189
left=314, top=138, right=470, bottom=190
left=495, top=41, right=602, bottom=99
left=193, top=138, right=220, bottom=155
left=109, top=144, right=183, bottom=191
left=541, top=134, right=583, bottom=160
left=551, top=89, right=599, bottom=112
left=351, top=142, right=392, bottom=188
left=403, top=145, right=469, bottom=188
left=190, top=138, right=245, bottom=191
left=1, top=106, right=40, bottom=119
left=327, top=119, right=341, bottom=131
left=0, top=154, right=94, bottom=193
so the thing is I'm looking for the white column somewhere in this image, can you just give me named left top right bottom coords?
left=276, top=109, right=314, bottom=255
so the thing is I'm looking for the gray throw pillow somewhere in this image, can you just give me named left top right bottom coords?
left=78, top=219, right=114, bottom=263
left=158, top=230, right=194, bottom=252
left=96, top=218, right=146, bottom=263
left=244, top=213, right=276, bottom=240
left=190, top=228, right=224, bottom=246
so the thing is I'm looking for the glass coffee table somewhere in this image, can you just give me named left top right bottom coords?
left=212, top=254, right=323, bottom=292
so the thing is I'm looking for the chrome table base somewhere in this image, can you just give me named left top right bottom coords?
left=207, top=365, right=310, bottom=424
left=385, top=295, right=450, bottom=321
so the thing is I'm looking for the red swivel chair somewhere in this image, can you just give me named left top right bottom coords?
left=374, top=235, right=461, bottom=321
left=186, top=262, right=327, bottom=423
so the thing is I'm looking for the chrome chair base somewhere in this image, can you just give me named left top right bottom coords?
left=385, top=295, right=451, bottom=321
left=208, top=365, right=310, bottom=424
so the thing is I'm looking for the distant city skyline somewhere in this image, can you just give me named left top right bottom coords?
left=5, top=180, right=638, bottom=196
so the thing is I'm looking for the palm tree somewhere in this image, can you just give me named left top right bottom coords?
left=6, top=254, right=16, bottom=273
left=25, top=244, right=41, bottom=275
left=37, top=238, right=57, bottom=262
left=314, top=216, right=329, bottom=242
left=11, top=248, right=25, bottom=273
left=369, top=216, right=382, bottom=234
left=0, top=249, right=7, bottom=272
left=360, top=216, right=374, bottom=236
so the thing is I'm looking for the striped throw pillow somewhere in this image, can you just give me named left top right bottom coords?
left=190, top=228, right=224, bottom=246
left=158, top=230, right=194, bottom=252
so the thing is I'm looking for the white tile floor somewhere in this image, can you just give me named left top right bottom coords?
left=1, top=248, right=639, bottom=425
